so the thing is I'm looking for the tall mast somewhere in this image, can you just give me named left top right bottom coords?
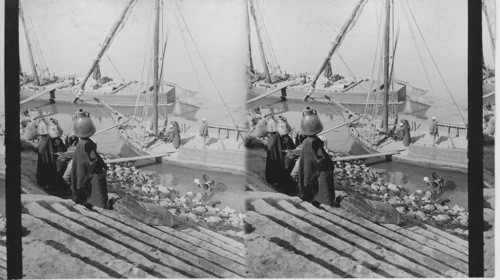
left=151, top=0, right=160, bottom=134
left=19, top=3, right=40, bottom=86
left=73, top=0, right=136, bottom=103
left=249, top=0, right=271, bottom=83
left=382, top=0, right=391, bottom=132
left=303, top=0, right=365, bottom=101
left=482, top=0, right=495, bottom=62
left=245, top=0, right=254, bottom=74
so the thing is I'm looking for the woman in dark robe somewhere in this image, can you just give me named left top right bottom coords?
left=71, top=109, right=110, bottom=209
left=36, top=119, right=68, bottom=195
left=171, top=121, right=181, bottom=149
left=298, top=135, right=336, bottom=206
left=265, top=117, right=295, bottom=193
left=71, top=138, right=109, bottom=208
left=277, top=116, right=297, bottom=174
left=297, top=107, right=335, bottom=207
left=36, top=120, right=54, bottom=191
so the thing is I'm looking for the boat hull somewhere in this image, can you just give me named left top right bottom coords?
left=20, top=83, right=201, bottom=108
left=348, top=126, right=467, bottom=174
left=248, top=83, right=430, bottom=114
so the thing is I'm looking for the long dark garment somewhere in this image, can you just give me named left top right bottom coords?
left=172, top=121, right=181, bottom=149
left=280, top=134, right=297, bottom=174
left=71, top=138, right=109, bottom=208
left=402, top=120, right=411, bottom=147
left=265, top=132, right=297, bottom=194
left=298, top=135, right=335, bottom=206
left=37, top=136, right=68, bottom=195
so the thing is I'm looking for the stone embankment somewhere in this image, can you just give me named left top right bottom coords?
left=244, top=194, right=468, bottom=278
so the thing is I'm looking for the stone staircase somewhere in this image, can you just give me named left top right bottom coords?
left=245, top=197, right=468, bottom=278
left=21, top=195, right=247, bottom=278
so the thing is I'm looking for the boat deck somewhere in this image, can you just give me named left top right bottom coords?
left=245, top=194, right=468, bottom=278
left=118, top=116, right=248, bottom=174
left=350, top=121, right=468, bottom=173
left=21, top=195, right=247, bottom=278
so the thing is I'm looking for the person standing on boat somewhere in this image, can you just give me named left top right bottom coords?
left=401, top=119, right=411, bottom=147
left=71, top=109, right=111, bottom=209
left=171, top=121, right=181, bottom=149
left=297, top=107, right=336, bottom=207
left=199, top=118, right=209, bottom=149
left=429, top=116, right=439, bottom=146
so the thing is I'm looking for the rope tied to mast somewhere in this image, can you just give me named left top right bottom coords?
left=175, top=0, right=239, bottom=128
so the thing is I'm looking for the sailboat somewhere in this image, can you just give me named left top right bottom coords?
left=100, top=0, right=248, bottom=173
left=245, top=0, right=430, bottom=115
left=330, top=0, right=468, bottom=174
left=18, top=0, right=201, bottom=109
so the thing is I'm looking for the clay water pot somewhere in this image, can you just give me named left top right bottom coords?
left=300, top=106, right=323, bottom=136
left=48, top=118, right=63, bottom=138
left=277, top=116, right=292, bottom=136
left=37, top=119, right=49, bottom=135
left=266, top=117, right=277, bottom=133
left=73, top=108, right=96, bottom=138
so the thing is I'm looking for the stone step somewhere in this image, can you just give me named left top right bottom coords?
left=289, top=200, right=466, bottom=277
left=97, top=207, right=247, bottom=272
left=322, top=204, right=468, bottom=260
left=68, top=203, right=245, bottom=278
left=22, top=236, right=115, bottom=279
left=49, top=202, right=231, bottom=278
left=0, top=246, right=5, bottom=262
left=250, top=199, right=435, bottom=278
left=409, top=224, right=468, bottom=249
left=383, top=224, right=468, bottom=262
left=23, top=202, right=189, bottom=278
left=244, top=230, right=342, bottom=278
left=178, top=227, right=245, bottom=257
left=198, top=227, right=247, bottom=253
left=245, top=211, right=373, bottom=278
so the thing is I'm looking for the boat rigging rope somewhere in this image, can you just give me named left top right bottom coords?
left=256, top=0, right=289, bottom=59
left=175, top=0, right=239, bottom=127
left=22, top=1, right=48, bottom=73
left=364, top=0, right=384, bottom=116
left=104, top=52, right=126, bottom=82
left=172, top=4, right=204, bottom=95
left=134, top=1, right=155, bottom=118
left=399, top=0, right=435, bottom=97
left=403, top=0, right=466, bottom=124
left=23, top=1, right=59, bottom=66
left=255, top=0, right=279, bottom=71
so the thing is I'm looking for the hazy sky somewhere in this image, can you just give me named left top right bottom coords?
left=248, top=0, right=475, bottom=111
left=18, top=0, right=247, bottom=110
left=6, top=0, right=498, bottom=120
